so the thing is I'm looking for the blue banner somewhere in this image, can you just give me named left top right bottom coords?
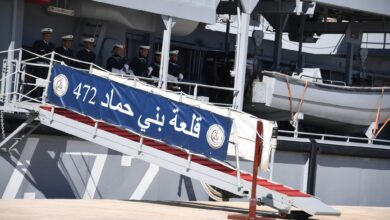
left=47, top=64, right=232, bottom=161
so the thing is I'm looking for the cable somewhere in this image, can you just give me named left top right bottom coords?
left=376, top=115, right=390, bottom=137
left=200, top=182, right=223, bottom=201
left=256, top=130, right=264, bottom=140
left=297, top=80, right=308, bottom=115
left=373, top=88, right=385, bottom=135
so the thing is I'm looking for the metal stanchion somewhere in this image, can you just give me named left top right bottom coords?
left=228, top=121, right=275, bottom=220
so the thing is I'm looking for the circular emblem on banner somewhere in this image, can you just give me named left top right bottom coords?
left=206, top=124, right=225, bottom=149
left=53, top=74, right=68, bottom=97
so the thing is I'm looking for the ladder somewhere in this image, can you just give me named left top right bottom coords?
left=30, top=105, right=338, bottom=216
left=0, top=49, right=340, bottom=218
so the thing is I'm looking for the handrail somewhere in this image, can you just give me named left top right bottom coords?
left=18, top=49, right=239, bottom=106
left=1, top=49, right=241, bottom=107
left=107, top=73, right=239, bottom=105
left=278, top=129, right=390, bottom=144
left=0, top=48, right=21, bottom=54
left=122, top=75, right=239, bottom=106
left=124, top=75, right=238, bottom=92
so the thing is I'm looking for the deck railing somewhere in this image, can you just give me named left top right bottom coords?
left=0, top=49, right=239, bottom=109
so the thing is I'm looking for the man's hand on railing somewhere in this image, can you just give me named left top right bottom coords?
left=178, top=73, right=184, bottom=81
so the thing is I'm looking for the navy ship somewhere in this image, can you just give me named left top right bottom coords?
left=0, top=0, right=389, bottom=218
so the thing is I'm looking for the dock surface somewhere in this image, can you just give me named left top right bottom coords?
left=0, top=200, right=389, bottom=220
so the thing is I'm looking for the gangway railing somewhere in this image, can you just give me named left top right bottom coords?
left=0, top=48, right=247, bottom=195
left=0, top=48, right=242, bottom=165
left=122, top=74, right=239, bottom=107
left=0, top=48, right=341, bottom=218
left=0, top=48, right=239, bottom=108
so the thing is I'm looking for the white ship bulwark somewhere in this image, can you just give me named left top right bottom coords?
left=252, top=71, right=390, bottom=127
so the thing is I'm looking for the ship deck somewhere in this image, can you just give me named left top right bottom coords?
left=0, top=200, right=389, bottom=220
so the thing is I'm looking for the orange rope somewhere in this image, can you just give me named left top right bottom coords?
left=285, top=76, right=308, bottom=121
left=297, top=80, right=308, bottom=115
left=375, top=115, right=390, bottom=137
left=373, top=88, right=384, bottom=135
left=285, top=76, right=294, bottom=120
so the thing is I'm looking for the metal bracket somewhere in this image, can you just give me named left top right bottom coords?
left=234, top=142, right=242, bottom=190
left=138, top=136, right=144, bottom=155
left=0, top=115, right=40, bottom=152
left=92, top=121, right=99, bottom=138
left=49, top=106, right=55, bottom=123
left=186, top=152, right=192, bottom=171
left=179, top=92, right=183, bottom=102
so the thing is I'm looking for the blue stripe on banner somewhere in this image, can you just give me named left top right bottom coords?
left=47, top=64, right=233, bottom=161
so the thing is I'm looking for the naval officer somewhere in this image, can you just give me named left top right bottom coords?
left=106, top=44, right=128, bottom=74
left=76, top=37, right=96, bottom=68
left=30, top=28, right=55, bottom=98
left=54, top=34, right=74, bottom=66
left=150, top=51, right=161, bottom=78
left=166, top=50, right=184, bottom=91
left=32, top=27, right=55, bottom=65
left=168, top=50, right=184, bottom=81
left=129, top=45, right=151, bottom=77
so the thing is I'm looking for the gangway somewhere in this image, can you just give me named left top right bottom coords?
left=0, top=49, right=340, bottom=218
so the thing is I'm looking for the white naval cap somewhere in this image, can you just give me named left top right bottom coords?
left=155, top=51, right=161, bottom=55
left=61, top=35, right=74, bottom=40
left=41, top=28, right=53, bottom=33
left=114, top=44, right=125, bottom=49
left=169, top=50, right=179, bottom=55
left=83, top=37, right=95, bottom=43
left=139, top=45, right=150, bottom=50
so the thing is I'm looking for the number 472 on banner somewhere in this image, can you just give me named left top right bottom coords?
left=73, top=83, right=97, bottom=105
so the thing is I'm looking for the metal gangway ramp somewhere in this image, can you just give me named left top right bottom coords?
left=0, top=49, right=340, bottom=218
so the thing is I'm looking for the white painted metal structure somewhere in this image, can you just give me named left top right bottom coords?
left=310, top=0, right=390, bottom=17
left=71, top=0, right=200, bottom=36
left=160, top=16, right=175, bottom=90
left=92, top=0, right=220, bottom=24
left=232, top=0, right=259, bottom=111
left=0, top=49, right=340, bottom=217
